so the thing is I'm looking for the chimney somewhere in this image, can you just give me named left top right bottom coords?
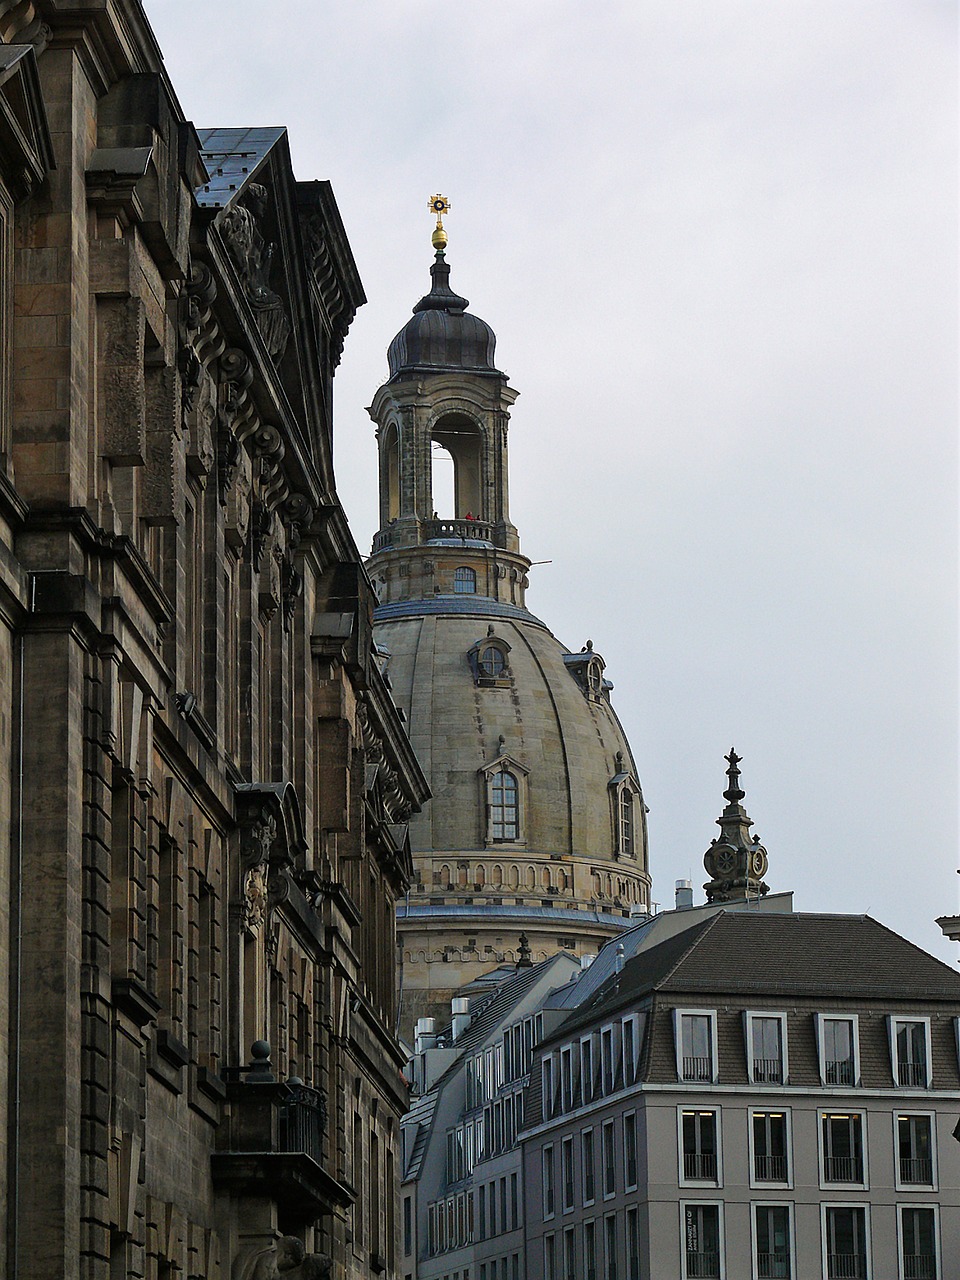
left=675, top=879, right=694, bottom=909
left=414, top=1017, right=437, bottom=1054
left=580, top=954, right=597, bottom=972
left=451, top=998, right=472, bottom=1042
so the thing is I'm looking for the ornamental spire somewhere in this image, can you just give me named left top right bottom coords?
left=702, top=748, right=770, bottom=903
left=428, top=193, right=450, bottom=256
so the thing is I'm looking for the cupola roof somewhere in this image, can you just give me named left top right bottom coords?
left=387, top=250, right=500, bottom=379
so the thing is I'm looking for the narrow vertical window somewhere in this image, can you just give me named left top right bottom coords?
left=824, top=1206, right=867, bottom=1280
left=490, top=768, right=519, bottom=842
left=454, top=565, right=477, bottom=594
left=821, top=1112, right=864, bottom=1184
left=543, top=1145, right=555, bottom=1218
left=681, top=1110, right=718, bottom=1183
left=582, top=1129, right=595, bottom=1204
left=751, top=1015, right=784, bottom=1083
left=897, top=1114, right=934, bottom=1186
left=619, top=787, right=634, bottom=856
left=900, top=1207, right=937, bottom=1280
left=683, top=1204, right=721, bottom=1280
left=755, top=1205, right=791, bottom=1278
left=753, top=1111, right=789, bottom=1183
left=623, top=1112, right=638, bottom=1191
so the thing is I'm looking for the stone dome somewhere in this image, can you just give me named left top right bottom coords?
left=387, top=253, right=499, bottom=379
left=375, top=594, right=650, bottom=937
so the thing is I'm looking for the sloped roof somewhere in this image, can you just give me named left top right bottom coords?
left=195, top=126, right=285, bottom=208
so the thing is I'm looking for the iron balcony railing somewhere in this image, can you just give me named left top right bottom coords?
left=755, top=1154, right=788, bottom=1182
left=826, top=1253, right=867, bottom=1279
left=825, top=1059, right=854, bottom=1085
left=824, top=1155, right=863, bottom=1182
left=683, top=1153, right=717, bottom=1181
left=685, top=1251, right=720, bottom=1279
left=682, top=1055, right=712, bottom=1082
left=899, top=1061, right=926, bottom=1087
left=903, top=1254, right=937, bottom=1279
left=753, top=1057, right=783, bottom=1083
left=277, top=1082, right=326, bottom=1163
left=900, top=1157, right=933, bottom=1184
left=757, top=1253, right=791, bottom=1279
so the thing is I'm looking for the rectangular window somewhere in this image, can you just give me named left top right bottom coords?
left=562, top=1137, right=575, bottom=1212
left=748, top=1013, right=786, bottom=1084
left=584, top=1220, right=597, bottom=1280
left=897, top=1114, right=934, bottom=1188
left=564, top=1227, right=577, bottom=1280
left=755, top=1204, right=791, bottom=1279
left=819, top=1016, right=858, bottom=1086
left=824, top=1206, right=868, bottom=1280
left=602, top=1120, right=616, bottom=1197
left=623, top=1111, right=638, bottom=1191
left=681, top=1109, right=719, bottom=1184
left=891, top=1018, right=931, bottom=1088
left=490, top=1180, right=497, bottom=1237
left=479, top=1183, right=487, bottom=1239
left=626, top=1207, right=640, bottom=1280
left=543, top=1145, right=556, bottom=1218
left=752, top=1111, right=789, bottom=1185
left=403, top=1195, right=412, bottom=1256
left=543, top=1057, right=556, bottom=1120
left=561, top=1046, right=574, bottom=1111
left=511, top=1171, right=519, bottom=1230
left=580, top=1036, right=595, bottom=1104
left=601, top=1026, right=615, bottom=1094
left=604, top=1215, right=618, bottom=1280
left=545, top=1234, right=557, bottom=1280
left=511, top=1256, right=519, bottom=1280
left=677, top=1010, right=716, bottom=1083
left=682, top=1203, right=721, bottom=1280
left=499, top=1177, right=507, bottom=1232
left=900, top=1206, right=938, bottom=1280
left=582, top=1129, right=596, bottom=1204
left=622, top=1014, right=639, bottom=1086
left=821, top=1113, right=865, bottom=1185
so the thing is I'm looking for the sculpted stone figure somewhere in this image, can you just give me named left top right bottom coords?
left=244, top=1236, right=332, bottom=1280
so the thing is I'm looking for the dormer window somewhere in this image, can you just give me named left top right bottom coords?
left=480, top=750, right=528, bottom=846
left=563, top=642, right=608, bottom=703
left=609, top=755, right=643, bottom=860
left=454, top=566, right=476, bottom=594
left=468, top=629, right=512, bottom=687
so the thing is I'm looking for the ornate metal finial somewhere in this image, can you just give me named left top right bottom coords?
left=723, top=748, right=745, bottom=804
left=428, top=194, right=450, bottom=255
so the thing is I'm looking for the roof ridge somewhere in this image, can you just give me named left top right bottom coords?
left=650, top=910, right=725, bottom=990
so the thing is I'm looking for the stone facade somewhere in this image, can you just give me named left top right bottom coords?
left=0, top=5, right=426, bottom=1279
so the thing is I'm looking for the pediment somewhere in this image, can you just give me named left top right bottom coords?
left=0, top=44, right=55, bottom=200
left=479, top=751, right=529, bottom=779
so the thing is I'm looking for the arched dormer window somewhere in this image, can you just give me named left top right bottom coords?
left=454, top=566, right=476, bottom=594
left=620, top=787, right=634, bottom=858
left=468, top=628, right=512, bottom=687
left=480, top=749, right=529, bottom=847
left=563, top=641, right=608, bottom=704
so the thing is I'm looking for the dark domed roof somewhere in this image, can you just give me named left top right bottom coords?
left=388, top=254, right=500, bottom=379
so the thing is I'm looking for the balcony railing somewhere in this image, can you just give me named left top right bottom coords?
left=827, top=1254, right=866, bottom=1279
left=825, top=1059, right=854, bottom=1085
left=423, top=517, right=495, bottom=543
left=753, top=1057, right=783, bottom=1083
left=757, top=1253, right=791, bottom=1279
left=683, top=1153, right=717, bottom=1181
left=824, top=1155, right=863, bottom=1182
left=900, top=1156, right=933, bottom=1184
left=685, top=1252, right=720, bottom=1279
left=755, top=1154, right=788, bottom=1181
left=682, top=1055, right=712, bottom=1082
left=903, top=1254, right=937, bottom=1280
left=899, top=1061, right=926, bottom=1087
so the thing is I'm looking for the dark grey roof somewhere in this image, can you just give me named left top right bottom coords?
left=195, top=126, right=286, bottom=207
left=388, top=253, right=501, bottom=379
left=375, top=596, right=550, bottom=627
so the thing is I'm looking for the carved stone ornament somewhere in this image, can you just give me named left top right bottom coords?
left=242, top=863, right=269, bottom=937
left=220, top=183, right=291, bottom=360
left=238, top=1235, right=332, bottom=1280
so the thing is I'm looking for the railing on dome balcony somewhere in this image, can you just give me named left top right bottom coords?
left=372, top=528, right=394, bottom=553
left=423, top=517, right=495, bottom=543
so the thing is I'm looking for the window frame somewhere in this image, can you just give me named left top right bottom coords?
left=601, top=1119, right=617, bottom=1200
left=821, top=1202, right=871, bottom=1280
left=818, top=1109, right=869, bottom=1191
left=678, top=1105, right=723, bottom=1188
left=454, top=565, right=477, bottom=594
left=887, top=1015, right=933, bottom=1089
left=561, top=1136, right=575, bottom=1214
left=679, top=1200, right=725, bottom=1280
left=581, top=1126, right=596, bottom=1207
left=542, top=1143, right=556, bottom=1220
left=745, top=1011, right=789, bottom=1086
left=897, top=1203, right=940, bottom=1280
left=748, top=1107, right=793, bottom=1191
left=815, top=1013, right=861, bottom=1087
left=894, top=1110, right=937, bottom=1192
left=673, top=1008, right=719, bottom=1084
left=623, top=1109, right=638, bottom=1192
left=480, top=756, right=528, bottom=848
left=749, top=1201, right=795, bottom=1280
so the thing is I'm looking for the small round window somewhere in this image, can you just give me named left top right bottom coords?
left=478, top=646, right=506, bottom=678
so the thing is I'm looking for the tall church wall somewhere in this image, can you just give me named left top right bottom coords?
left=0, top=3, right=426, bottom=1278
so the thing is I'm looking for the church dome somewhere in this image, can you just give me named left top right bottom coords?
left=387, top=253, right=499, bottom=378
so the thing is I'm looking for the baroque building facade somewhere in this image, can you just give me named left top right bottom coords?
left=366, top=216, right=651, bottom=1037
left=0, top=4, right=427, bottom=1279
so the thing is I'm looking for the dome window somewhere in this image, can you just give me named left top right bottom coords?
left=563, top=641, right=609, bottom=704
left=468, top=628, right=512, bottom=687
left=610, top=752, right=645, bottom=861
left=454, top=566, right=477, bottom=594
left=480, top=747, right=529, bottom=847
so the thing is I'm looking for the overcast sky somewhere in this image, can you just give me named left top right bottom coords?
left=150, top=1, right=957, bottom=962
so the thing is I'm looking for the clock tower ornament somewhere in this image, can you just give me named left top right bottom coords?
left=703, top=750, right=770, bottom=902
